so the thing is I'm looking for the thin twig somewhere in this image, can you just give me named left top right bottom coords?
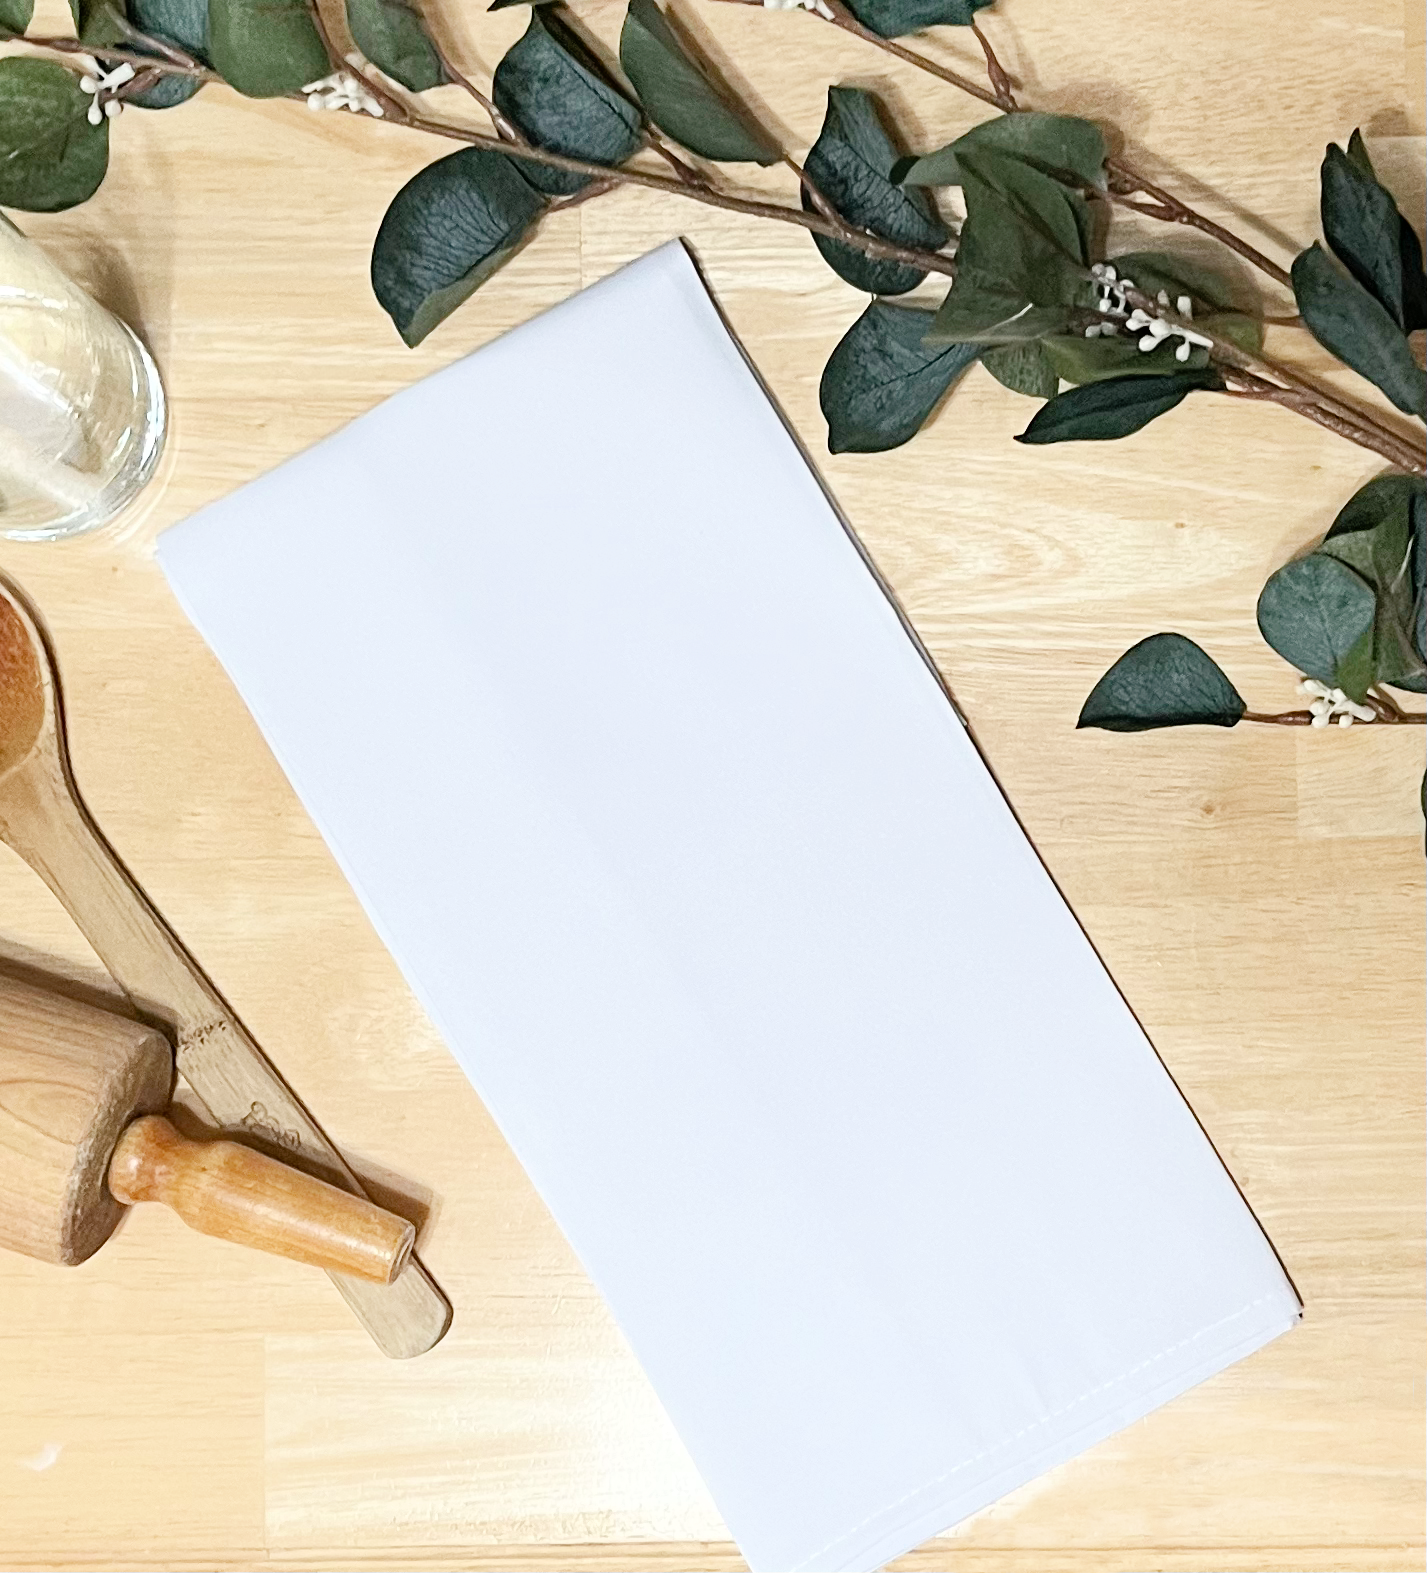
left=548, top=176, right=620, bottom=213
left=970, top=18, right=1016, bottom=110
left=782, top=152, right=845, bottom=231
left=647, top=130, right=710, bottom=186
left=1104, top=160, right=1293, bottom=289
left=1369, top=684, right=1409, bottom=720
left=1111, top=279, right=1427, bottom=474
left=11, top=33, right=216, bottom=79
left=1242, top=707, right=1425, bottom=724
left=427, top=33, right=526, bottom=144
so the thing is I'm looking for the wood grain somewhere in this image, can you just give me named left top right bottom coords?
left=0, top=0, right=1422, bottom=1568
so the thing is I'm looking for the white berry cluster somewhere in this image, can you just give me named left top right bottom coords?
left=1086, top=262, right=1215, bottom=362
left=1299, top=678, right=1376, bottom=727
left=78, top=61, right=135, bottom=126
left=302, top=69, right=385, bottom=116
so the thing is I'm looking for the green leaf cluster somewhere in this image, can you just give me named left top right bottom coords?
left=923, top=113, right=1103, bottom=345
left=1081, top=474, right=1427, bottom=737
left=365, top=0, right=805, bottom=342
left=1293, top=130, right=1427, bottom=419
left=1258, top=473, right=1426, bottom=700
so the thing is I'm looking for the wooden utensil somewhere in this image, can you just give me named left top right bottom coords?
left=0, top=970, right=414, bottom=1283
left=0, top=574, right=451, bottom=1355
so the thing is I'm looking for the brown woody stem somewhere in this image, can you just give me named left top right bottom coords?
left=1103, top=161, right=1293, bottom=289
left=11, top=33, right=216, bottom=78
left=1243, top=705, right=1425, bottom=725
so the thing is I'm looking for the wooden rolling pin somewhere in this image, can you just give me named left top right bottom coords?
left=0, top=970, right=415, bottom=1283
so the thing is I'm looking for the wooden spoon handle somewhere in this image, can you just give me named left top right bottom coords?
left=109, top=1116, right=416, bottom=1285
left=0, top=751, right=451, bottom=1356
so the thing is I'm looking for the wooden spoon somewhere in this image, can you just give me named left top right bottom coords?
left=0, top=573, right=451, bottom=1357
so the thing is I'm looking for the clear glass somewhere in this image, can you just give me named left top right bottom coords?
left=0, top=214, right=166, bottom=542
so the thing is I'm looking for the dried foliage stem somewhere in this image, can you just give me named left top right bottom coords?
left=1243, top=707, right=1425, bottom=724
left=13, top=24, right=1421, bottom=475
left=13, top=34, right=216, bottom=78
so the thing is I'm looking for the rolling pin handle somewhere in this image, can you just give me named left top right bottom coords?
left=107, top=1115, right=415, bottom=1286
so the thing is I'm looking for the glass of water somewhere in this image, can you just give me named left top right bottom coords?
left=0, top=214, right=166, bottom=542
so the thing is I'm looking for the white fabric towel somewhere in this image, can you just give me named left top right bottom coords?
left=158, top=241, right=1300, bottom=1573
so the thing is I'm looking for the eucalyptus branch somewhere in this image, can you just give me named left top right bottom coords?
left=1111, top=282, right=1427, bottom=475
left=765, top=0, right=1299, bottom=296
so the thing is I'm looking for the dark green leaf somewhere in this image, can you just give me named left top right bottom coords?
left=843, top=0, right=990, bottom=39
left=124, top=0, right=209, bottom=108
left=0, top=58, right=108, bottom=212
left=1321, top=135, right=1427, bottom=333
left=1041, top=329, right=1210, bottom=384
left=1078, top=633, right=1246, bottom=732
left=67, top=0, right=125, bottom=42
left=1257, top=551, right=1377, bottom=702
left=1291, top=243, right=1426, bottom=418
left=958, top=148, right=1090, bottom=265
left=619, top=0, right=777, bottom=165
left=1015, top=369, right=1222, bottom=444
left=1345, top=127, right=1376, bottom=178
left=900, top=111, right=1106, bottom=191
left=0, top=0, right=33, bottom=34
left=371, top=146, right=545, bottom=346
left=803, top=85, right=949, bottom=294
left=347, top=0, right=443, bottom=91
left=492, top=8, right=641, bottom=196
left=819, top=301, right=978, bottom=452
left=892, top=145, right=959, bottom=188
left=207, top=0, right=330, bottom=96
left=980, top=341, right=1059, bottom=398
left=925, top=148, right=1091, bottom=344
left=926, top=270, right=1074, bottom=343
left=1317, top=473, right=1426, bottom=688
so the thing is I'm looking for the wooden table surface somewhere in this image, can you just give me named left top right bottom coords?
left=1, top=0, right=1423, bottom=1568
